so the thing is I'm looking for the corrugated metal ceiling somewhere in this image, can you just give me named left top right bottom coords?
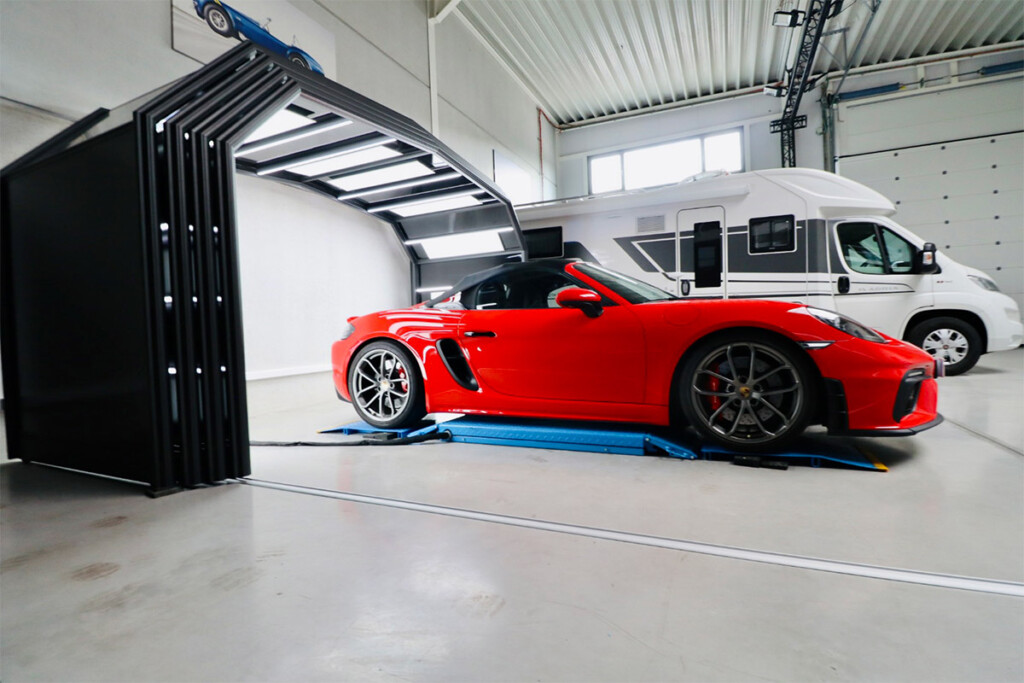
left=455, top=0, right=1024, bottom=126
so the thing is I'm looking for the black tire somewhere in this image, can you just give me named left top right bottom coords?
left=288, top=53, right=309, bottom=69
left=204, top=5, right=235, bottom=37
left=907, top=316, right=982, bottom=376
left=348, top=341, right=425, bottom=429
left=678, top=331, right=817, bottom=453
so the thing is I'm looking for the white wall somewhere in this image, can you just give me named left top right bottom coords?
left=234, top=175, right=408, bottom=378
left=0, top=0, right=549, bottom=382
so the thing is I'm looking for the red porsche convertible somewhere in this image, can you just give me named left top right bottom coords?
left=332, top=260, right=942, bottom=452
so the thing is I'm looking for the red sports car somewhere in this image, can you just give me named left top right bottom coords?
left=332, top=260, right=942, bottom=452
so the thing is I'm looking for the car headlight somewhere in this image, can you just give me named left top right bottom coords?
left=968, top=274, right=1000, bottom=292
left=804, top=307, right=887, bottom=343
left=340, top=321, right=355, bottom=340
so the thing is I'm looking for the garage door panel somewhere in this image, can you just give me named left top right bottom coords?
left=841, top=138, right=1022, bottom=193
left=893, top=193, right=1022, bottom=224
left=910, top=220, right=1022, bottom=250
left=837, top=78, right=1023, bottom=156
left=881, top=170, right=1021, bottom=204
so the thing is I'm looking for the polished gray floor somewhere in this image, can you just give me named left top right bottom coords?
left=2, top=349, right=1022, bottom=681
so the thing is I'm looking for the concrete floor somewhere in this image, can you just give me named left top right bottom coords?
left=2, top=349, right=1022, bottom=681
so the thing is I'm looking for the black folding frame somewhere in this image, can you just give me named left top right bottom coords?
left=1, top=42, right=523, bottom=495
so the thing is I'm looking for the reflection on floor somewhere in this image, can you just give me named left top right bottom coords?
left=2, top=349, right=1022, bottom=681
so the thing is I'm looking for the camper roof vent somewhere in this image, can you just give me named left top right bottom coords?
left=637, top=215, right=665, bottom=233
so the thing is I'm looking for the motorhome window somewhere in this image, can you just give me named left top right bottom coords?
left=838, top=223, right=886, bottom=274
left=749, top=215, right=795, bottom=254
left=880, top=228, right=915, bottom=274
left=587, top=129, right=743, bottom=195
left=693, top=221, right=723, bottom=288
left=574, top=263, right=676, bottom=303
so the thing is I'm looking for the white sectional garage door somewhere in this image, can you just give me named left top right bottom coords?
left=835, top=77, right=1024, bottom=312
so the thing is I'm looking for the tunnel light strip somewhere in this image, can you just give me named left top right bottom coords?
left=239, top=477, right=1024, bottom=598
left=256, top=136, right=397, bottom=176
left=335, top=170, right=462, bottom=201
left=368, top=187, right=481, bottom=214
left=402, top=226, right=514, bottom=245
left=239, top=118, right=352, bottom=155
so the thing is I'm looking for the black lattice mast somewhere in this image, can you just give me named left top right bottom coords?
left=780, top=0, right=841, bottom=167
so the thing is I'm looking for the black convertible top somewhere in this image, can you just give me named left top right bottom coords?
left=425, top=259, right=582, bottom=306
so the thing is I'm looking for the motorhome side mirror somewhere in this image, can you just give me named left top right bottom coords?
left=917, top=242, right=939, bottom=274
left=556, top=287, right=603, bottom=318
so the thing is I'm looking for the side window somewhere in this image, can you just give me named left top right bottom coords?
left=881, top=228, right=915, bottom=274
left=749, top=215, right=795, bottom=254
left=837, top=222, right=886, bottom=274
left=469, top=271, right=578, bottom=310
left=837, top=222, right=917, bottom=275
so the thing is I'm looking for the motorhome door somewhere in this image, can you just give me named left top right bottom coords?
left=829, top=219, right=935, bottom=338
left=677, top=207, right=726, bottom=298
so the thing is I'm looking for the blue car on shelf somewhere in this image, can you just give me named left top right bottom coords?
left=193, top=0, right=325, bottom=75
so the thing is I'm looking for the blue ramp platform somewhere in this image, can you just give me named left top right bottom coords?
left=322, top=416, right=887, bottom=471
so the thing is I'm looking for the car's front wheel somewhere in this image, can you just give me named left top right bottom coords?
left=348, top=341, right=426, bottom=429
left=678, top=332, right=816, bottom=452
left=288, top=53, right=310, bottom=69
left=204, top=5, right=235, bottom=37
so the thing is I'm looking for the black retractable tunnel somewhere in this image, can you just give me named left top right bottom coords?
left=1, top=42, right=523, bottom=495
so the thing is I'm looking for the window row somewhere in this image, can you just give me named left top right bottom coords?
left=588, top=130, right=743, bottom=195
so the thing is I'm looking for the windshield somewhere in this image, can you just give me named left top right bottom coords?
left=573, top=263, right=677, bottom=304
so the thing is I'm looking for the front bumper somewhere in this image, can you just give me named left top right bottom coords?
left=811, top=337, right=941, bottom=435
left=834, top=414, right=945, bottom=437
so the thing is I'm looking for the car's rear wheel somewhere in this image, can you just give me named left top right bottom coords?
left=906, top=316, right=981, bottom=376
left=348, top=341, right=425, bottom=429
left=289, top=53, right=310, bottom=69
left=204, top=5, right=235, bottom=37
left=679, top=332, right=816, bottom=452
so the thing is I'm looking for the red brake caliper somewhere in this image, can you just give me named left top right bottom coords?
left=709, top=373, right=721, bottom=412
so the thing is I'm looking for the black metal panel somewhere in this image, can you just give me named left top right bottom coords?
left=400, top=203, right=519, bottom=241
left=1, top=126, right=158, bottom=484
left=2, top=40, right=523, bottom=493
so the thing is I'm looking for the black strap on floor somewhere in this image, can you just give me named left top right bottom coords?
left=250, top=430, right=452, bottom=448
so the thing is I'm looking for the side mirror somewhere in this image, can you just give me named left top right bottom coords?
left=917, top=242, right=939, bottom=275
left=555, top=287, right=603, bottom=318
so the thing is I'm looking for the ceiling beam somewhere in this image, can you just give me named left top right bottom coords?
left=431, top=0, right=463, bottom=23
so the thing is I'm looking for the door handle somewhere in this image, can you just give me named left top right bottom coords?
left=837, top=276, right=850, bottom=294
left=463, top=331, right=496, bottom=338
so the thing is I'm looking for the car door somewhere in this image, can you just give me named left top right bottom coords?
left=458, top=269, right=646, bottom=404
left=830, top=219, right=934, bottom=336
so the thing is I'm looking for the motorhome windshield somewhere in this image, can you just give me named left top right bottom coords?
left=575, top=263, right=677, bottom=303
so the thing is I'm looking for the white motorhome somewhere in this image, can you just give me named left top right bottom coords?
left=517, top=168, right=1022, bottom=375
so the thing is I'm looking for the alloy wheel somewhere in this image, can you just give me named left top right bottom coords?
left=690, top=341, right=804, bottom=445
left=352, top=349, right=410, bottom=421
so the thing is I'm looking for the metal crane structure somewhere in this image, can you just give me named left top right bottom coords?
left=776, top=0, right=843, bottom=167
